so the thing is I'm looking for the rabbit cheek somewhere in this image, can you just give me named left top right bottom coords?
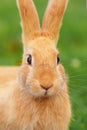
left=48, top=79, right=62, bottom=96
left=25, top=78, right=44, bottom=97
left=48, top=68, right=65, bottom=96
left=18, top=66, right=30, bottom=89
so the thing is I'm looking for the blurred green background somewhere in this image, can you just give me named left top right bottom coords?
left=0, top=0, right=87, bottom=129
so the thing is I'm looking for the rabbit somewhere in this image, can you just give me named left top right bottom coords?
left=0, top=0, right=71, bottom=130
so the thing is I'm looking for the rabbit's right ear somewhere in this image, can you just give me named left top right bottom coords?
left=17, top=0, right=40, bottom=42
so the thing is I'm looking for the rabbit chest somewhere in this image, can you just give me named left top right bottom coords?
left=13, top=90, right=71, bottom=130
left=0, top=84, right=71, bottom=130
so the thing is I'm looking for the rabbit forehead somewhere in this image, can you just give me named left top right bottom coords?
left=24, top=37, right=59, bottom=67
left=24, top=37, right=59, bottom=54
left=30, top=48, right=58, bottom=71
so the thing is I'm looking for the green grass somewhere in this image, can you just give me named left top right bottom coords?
left=0, top=0, right=87, bottom=129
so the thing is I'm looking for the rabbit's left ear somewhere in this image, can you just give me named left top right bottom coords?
left=42, top=0, right=68, bottom=42
left=17, top=0, right=40, bottom=42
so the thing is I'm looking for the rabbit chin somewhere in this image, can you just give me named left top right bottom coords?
left=20, top=79, right=65, bottom=98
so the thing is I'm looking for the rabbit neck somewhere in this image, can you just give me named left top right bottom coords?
left=13, top=85, right=71, bottom=130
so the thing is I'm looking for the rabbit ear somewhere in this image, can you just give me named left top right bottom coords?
left=42, top=0, right=68, bottom=42
left=17, top=0, right=40, bottom=42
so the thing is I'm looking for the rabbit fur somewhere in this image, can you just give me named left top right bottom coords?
left=0, top=0, right=71, bottom=130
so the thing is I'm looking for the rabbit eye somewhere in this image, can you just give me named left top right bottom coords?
left=27, top=54, right=32, bottom=65
left=57, top=56, right=60, bottom=64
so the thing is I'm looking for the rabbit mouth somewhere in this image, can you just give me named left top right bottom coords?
left=23, top=84, right=53, bottom=97
left=43, top=91, right=50, bottom=97
left=44, top=91, right=48, bottom=96
left=24, top=77, right=65, bottom=98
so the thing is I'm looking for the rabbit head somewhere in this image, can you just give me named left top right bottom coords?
left=17, top=0, right=68, bottom=97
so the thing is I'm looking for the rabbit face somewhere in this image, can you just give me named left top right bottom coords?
left=19, top=37, right=66, bottom=97
left=17, top=0, right=68, bottom=98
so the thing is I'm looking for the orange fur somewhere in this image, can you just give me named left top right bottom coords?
left=0, top=0, right=71, bottom=129
left=17, top=0, right=40, bottom=42
left=0, top=67, right=19, bottom=85
left=42, top=0, right=68, bottom=42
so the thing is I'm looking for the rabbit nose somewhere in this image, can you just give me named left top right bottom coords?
left=40, top=85, right=53, bottom=91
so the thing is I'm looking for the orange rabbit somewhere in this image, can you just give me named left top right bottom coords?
left=0, top=0, right=71, bottom=129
